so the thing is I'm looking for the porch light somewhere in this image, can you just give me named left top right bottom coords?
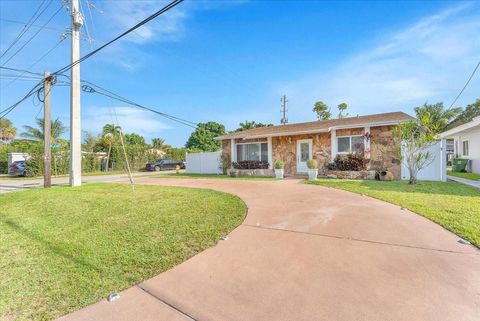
left=288, top=137, right=292, bottom=143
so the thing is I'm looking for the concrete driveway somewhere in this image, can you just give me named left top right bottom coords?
left=58, top=178, right=480, bottom=321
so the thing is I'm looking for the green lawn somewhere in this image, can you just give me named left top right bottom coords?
left=306, top=179, right=480, bottom=247
left=152, top=173, right=277, bottom=180
left=0, top=183, right=246, bottom=321
left=447, top=170, right=480, bottom=181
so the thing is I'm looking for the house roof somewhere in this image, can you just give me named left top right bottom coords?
left=440, top=116, right=480, bottom=138
left=216, top=111, right=414, bottom=140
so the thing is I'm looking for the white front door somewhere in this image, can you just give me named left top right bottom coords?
left=296, top=139, right=312, bottom=173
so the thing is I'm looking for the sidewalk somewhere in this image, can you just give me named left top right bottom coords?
left=447, top=175, right=480, bottom=189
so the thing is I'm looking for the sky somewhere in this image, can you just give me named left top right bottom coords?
left=0, top=0, right=479, bottom=147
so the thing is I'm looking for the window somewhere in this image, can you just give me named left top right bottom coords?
left=236, top=142, right=268, bottom=162
left=463, top=140, right=469, bottom=156
left=337, top=136, right=364, bottom=154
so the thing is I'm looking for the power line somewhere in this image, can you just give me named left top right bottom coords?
left=52, top=0, right=184, bottom=76
left=0, top=0, right=51, bottom=60
left=0, top=81, right=44, bottom=119
left=0, top=66, right=44, bottom=77
left=79, top=80, right=197, bottom=128
left=1, top=38, right=66, bottom=89
left=0, top=17, right=64, bottom=32
left=1, top=3, right=64, bottom=67
left=448, top=59, right=480, bottom=109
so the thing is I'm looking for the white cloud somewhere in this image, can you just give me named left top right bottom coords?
left=82, top=106, right=170, bottom=137
left=276, top=3, right=480, bottom=120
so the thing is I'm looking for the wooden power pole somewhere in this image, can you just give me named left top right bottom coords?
left=43, top=71, right=52, bottom=188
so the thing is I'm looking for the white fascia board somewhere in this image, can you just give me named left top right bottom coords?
left=440, top=117, right=480, bottom=138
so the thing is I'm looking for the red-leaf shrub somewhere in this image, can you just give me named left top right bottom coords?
left=232, top=160, right=269, bottom=169
left=333, top=154, right=368, bottom=171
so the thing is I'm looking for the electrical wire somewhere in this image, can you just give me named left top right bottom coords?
left=79, top=80, right=197, bottom=128
left=448, top=59, right=480, bottom=109
left=0, top=66, right=44, bottom=77
left=1, top=3, right=64, bottom=67
left=0, top=0, right=51, bottom=60
left=52, top=0, right=184, bottom=76
left=1, top=39, right=66, bottom=89
left=0, top=81, right=43, bottom=119
left=0, top=17, right=64, bottom=32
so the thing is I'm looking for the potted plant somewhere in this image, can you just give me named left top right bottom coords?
left=274, top=160, right=285, bottom=179
left=307, top=159, right=318, bottom=180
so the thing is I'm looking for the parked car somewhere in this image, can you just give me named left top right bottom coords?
left=9, top=160, right=28, bottom=176
left=146, top=159, right=186, bottom=171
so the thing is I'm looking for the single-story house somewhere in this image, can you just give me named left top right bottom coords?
left=216, top=112, right=414, bottom=179
left=440, top=116, right=480, bottom=174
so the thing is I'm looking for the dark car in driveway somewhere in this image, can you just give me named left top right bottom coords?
left=146, top=159, right=186, bottom=171
left=9, top=160, right=28, bottom=176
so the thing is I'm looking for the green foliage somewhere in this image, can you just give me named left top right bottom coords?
left=234, top=120, right=273, bottom=132
left=446, top=99, right=480, bottom=130
left=219, top=154, right=231, bottom=174
left=393, top=114, right=438, bottom=184
left=164, top=147, right=194, bottom=161
left=20, top=118, right=66, bottom=142
left=274, top=160, right=285, bottom=169
left=313, top=101, right=331, bottom=120
left=337, top=103, right=349, bottom=119
left=0, top=118, right=16, bottom=143
left=124, top=133, right=146, bottom=145
left=414, top=102, right=462, bottom=133
left=185, top=121, right=225, bottom=152
left=307, top=159, right=318, bottom=169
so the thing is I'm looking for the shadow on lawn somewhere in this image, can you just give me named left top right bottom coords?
left=3, top=219, right=101, bottom=273
left=319, top=179, right=480, bottom=197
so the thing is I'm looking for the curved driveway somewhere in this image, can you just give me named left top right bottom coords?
left=59, top=178, right=480, bottom=321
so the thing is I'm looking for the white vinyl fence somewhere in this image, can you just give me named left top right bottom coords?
left=401, top=139, right=446, bottom=182
left=186, top=151, right=222, bottom=174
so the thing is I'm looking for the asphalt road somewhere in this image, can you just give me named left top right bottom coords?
left=0, top=171, right=175, bottom=194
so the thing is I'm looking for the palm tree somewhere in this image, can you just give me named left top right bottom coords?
left=102, top=124, right=121, bottom=171
left=151, top=137, right=169, bottom=150
left=414, top=103, right=462, bottom=133
left=21, top=118, right=66, bottom=143
left=0, top=118, right=16, bottom=143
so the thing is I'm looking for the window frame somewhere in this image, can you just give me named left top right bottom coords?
left=462, top=140, right=469, bottom=156
left=336, top=135, right=364, bottom=155
left=235, top=142, right=268, bottom=162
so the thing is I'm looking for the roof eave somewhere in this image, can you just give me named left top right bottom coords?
left=216, top=119, right=411, bottom=141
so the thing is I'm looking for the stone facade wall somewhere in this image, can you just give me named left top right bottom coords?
left=272, top=133, right=331, bottom=175
left=222, top=140, right=231, bottom=163
left=369, top=125, right=401, bottom=179
left=336, top=128, right=364, bottom=136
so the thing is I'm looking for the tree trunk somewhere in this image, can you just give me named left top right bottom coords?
left=106, top=142, right=112, bottom=171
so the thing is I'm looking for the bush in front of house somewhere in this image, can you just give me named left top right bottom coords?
left=307, top=159, right=318, bottom=169
left=331, top=154, right=368, bottom=171
left=274, top=160, right=285, bottom=169
left=233, top=160, right=269, bottom=169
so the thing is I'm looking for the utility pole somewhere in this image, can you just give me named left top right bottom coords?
left=69, top=0, right=83, bottom=186
left=280, top=95, right=288, bottom=125
left=43, top=71, right=52, bottom=188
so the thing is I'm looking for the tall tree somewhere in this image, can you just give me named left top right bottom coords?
left=446, top=99, right=480, bottom=130
left=0, top=118, right=16, bottom=143
left=312, top=101, right=331, bottom=120
left=21, top=118, right=66, bottom=143
left=337, top=103, right=349, bottom=119
left=234, top=120, right=273, bottom=132
left=124, top=133, right=146, bottom=145
left=102, top=124, right=121, bottom=170
left=414, top=102, right=462, bottom=133
left=185, top=122, right=225, bottom=152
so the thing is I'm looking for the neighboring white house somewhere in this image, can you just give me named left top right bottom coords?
left=440, top=116, right=480, bottom=174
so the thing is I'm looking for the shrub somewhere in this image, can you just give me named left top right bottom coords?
left=232, top=160, right=269, bottom=170
left=219, top=154, right=230, bottom=174
left=274, top=160, right=285, bottom=169
left=307, top=159, right=318, bottom=169
left=333, top=154, right=368, bottom=171
left=326, top=162, right=337, bottom=170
